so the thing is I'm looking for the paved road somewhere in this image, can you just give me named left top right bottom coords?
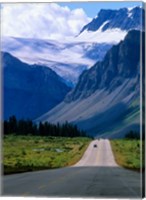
left=2, top=139, right=142, bottom=198
left=74, top=139, right=118, bottom=167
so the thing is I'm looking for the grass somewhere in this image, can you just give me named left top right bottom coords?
left=110, top=139, right=144, bottom=171
left=3, top=135, right=91, bottom=174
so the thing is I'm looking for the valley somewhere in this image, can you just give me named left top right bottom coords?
left=36, top=30, right=143, bottom=138
left=1, top=37, right=112, bottom=86
left=2, top=6, right=144, bottom=139
left=1, top=3, right=144, bottom=198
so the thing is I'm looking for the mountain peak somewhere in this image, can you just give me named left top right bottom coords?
left=79, top=6, right=144, bottom=35
left=65, top=30, right=142, bottom=102
left=37, top=30, right=143, bottom=138
left=2, top=52, right=71, bottom=120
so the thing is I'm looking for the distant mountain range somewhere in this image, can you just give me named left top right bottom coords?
left=36, top=30, right=144, bottom=138
left=65, top=29, right=141, bottom=102
left=2, top=6, right=144, bottom=134
left=2, top=52, right=70, bottom=120
left=1, top=37, right=112, bottom=86
left=1, top=6, right=144, bottom=86
left=76, top=6, right=144, bottom=43
left=80, top=6, right=144, bottom=34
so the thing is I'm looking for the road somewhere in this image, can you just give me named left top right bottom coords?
left=2, top=139, right=142, bottom=198
left=74, top=139, right=118, bottom=167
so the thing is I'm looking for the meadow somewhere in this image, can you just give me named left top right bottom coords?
left=110, top=139, right=144, bottom=170
left=3, top=135, right=91, bottom=174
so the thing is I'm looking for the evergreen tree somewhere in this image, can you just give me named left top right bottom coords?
left=3, top=115, right=89, bottom=138
left=9, top=115, right=17, bottom=134
left=4, top=120, right=9, bottom=135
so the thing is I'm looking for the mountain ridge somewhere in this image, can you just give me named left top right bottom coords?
left=79, top=6, right=144, bottom=34
left=2, top=7, right=144, bottom=86
left=65, top=30, right=141, bottom=102
left=36, top=30, right=143, bottom=138
left=1, top=37, right=112, bottom=86
left=2, top=52, right=71, bottom=120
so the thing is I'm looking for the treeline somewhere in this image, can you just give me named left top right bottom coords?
left=3, top=116, right=88, bottom=138
left=125, top=130, right=140, bottom=139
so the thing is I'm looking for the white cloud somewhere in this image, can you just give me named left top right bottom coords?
left=1, top=3, right=91, bottom=40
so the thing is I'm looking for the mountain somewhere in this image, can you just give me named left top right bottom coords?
left=77, top=6, right=144, bottom=43
left=36, top=30, right=144, bottom=138
left=65, top=29, right=141, bottom=102
left=2, top=52, right=71, bottom=120
left=1, top=7, right=144, bottom=86
left=1, top=37, right=112, bottom=86
left=80, top=7, right=144, bottom=33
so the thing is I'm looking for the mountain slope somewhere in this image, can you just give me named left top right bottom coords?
left=2, top=7, right=144, bottom=86
left=1, top=37, right=112, bottom=86
left=80, top=6, right=144, bottom=33
left=2, top=52, right=71, bottom=120
left=77, top=6, right=144, bottom=43
left=80, top=7, right=144, bottom=33
left=36, top=30, right=143, bottom=138
left=65, top=30, right=140, bottom=102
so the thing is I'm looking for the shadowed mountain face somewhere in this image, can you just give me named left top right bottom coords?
left=2, top=52, right=71, bottom=120
left=36, top=30, right=144, bottom=138
left=80, top=7, right=144, bottom=34
left=66, top=30, right=141, bottom=102
left=1, top=37, right=112, bottom=87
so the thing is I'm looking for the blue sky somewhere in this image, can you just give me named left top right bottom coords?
left=59, top=1, right=143, bottom=17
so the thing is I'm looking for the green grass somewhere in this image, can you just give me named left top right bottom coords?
left=3, top=135, right=91, bottom=174
left=110, top=139, right=144, bottom=171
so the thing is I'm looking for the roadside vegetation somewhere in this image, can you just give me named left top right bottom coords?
left=3, top=116, right=92, bottom=174
left=110, top=131, right=144, bottom=171
left=3, top=135, right=91, bottom=174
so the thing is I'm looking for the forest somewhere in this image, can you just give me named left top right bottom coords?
left=3, top=116, right=88, bottom=138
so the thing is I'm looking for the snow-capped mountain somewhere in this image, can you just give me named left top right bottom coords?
left=77, top=6, right=144, bottom=42
left=36, top=30, right=144, bottom=138
left=1, top=7, right=144, bottom=86
left=80, top=7, right=144, bottom=33
left=2, top=52, right=71, bottom=120
left=1, top=37, right=112, bottom=86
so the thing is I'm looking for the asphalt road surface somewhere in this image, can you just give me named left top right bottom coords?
left=2, top=139, right=142, bottom=198
left=74, top=139, right=118, bottom=167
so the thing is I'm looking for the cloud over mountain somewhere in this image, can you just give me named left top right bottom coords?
left=1, top=3, right=91, bottom=40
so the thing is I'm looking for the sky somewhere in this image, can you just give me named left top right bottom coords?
left=1, top=2, right=142, bottom=40
left=58, top=2, right=143, bottom=17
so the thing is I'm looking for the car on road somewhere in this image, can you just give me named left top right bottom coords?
left=93, top=144, right=97, bottom=148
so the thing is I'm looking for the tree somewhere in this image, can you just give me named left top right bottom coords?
left=4, top=120, right=9, bottom=135
left=3, top=116, right=89, bottom=138
left=125, top=130, right=140, bottom=139
left=9, top=115, right=17, bottom=134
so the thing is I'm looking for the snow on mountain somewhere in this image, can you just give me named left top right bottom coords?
left=76, top=28, right=127, bottom=43
left=1, top=36, right=112, bottom=86
left=77, top=6, right=144, bottom=43
left=35, top=30, right=143, bottom=138
left=1, top=7, right=144, bottom=86
left=79, top=6, right=144, bottom=33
